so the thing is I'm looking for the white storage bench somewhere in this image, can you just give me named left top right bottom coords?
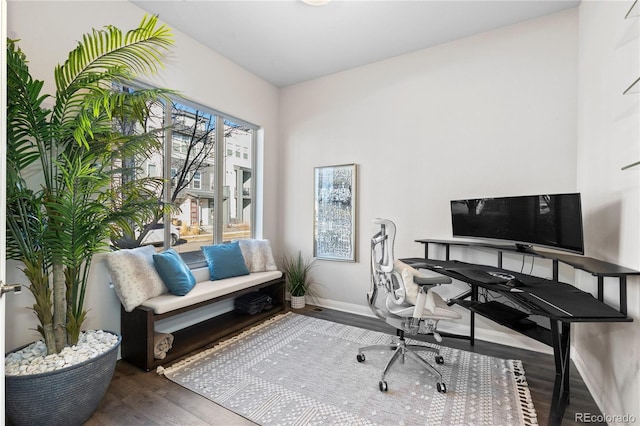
left=120, top=267, right=285, bottom=371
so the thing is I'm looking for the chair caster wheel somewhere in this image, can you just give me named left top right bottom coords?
left=356, top=353, right=365, bottom=363
left=437, top=382, right=447, bottom=393
left=379, top=381, right=388, bottom=392
left=435, top=355, right=444, bottom=364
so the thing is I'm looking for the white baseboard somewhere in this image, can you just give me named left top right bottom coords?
left=571, top=347, right=611, bottom=421
left=310, top=297, right=377, bottom=318
left=311, top=297, right=552, bottom=355
left=437, top=321, right=552, bottom=354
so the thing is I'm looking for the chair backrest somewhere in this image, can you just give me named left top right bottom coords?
left=367, top=219, right=407, bottom=319
left=372, top=218, right=395, bottom=273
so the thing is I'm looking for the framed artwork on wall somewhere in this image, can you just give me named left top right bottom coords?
left=313, top=163, right=357, bottom=262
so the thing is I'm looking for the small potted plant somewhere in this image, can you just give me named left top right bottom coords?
left=282, top=252, right=316, bottom=309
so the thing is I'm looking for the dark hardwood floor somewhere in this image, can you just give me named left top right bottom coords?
left=85, top=306, right=605, bottom=425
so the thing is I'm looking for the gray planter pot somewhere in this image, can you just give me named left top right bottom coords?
left=5, top=331, right=121, bottom=426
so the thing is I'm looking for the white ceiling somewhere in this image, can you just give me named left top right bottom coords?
left=132, top=0, right=580, bottom=88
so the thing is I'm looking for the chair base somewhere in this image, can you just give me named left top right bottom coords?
left=357, top=330, right=447, bottom=394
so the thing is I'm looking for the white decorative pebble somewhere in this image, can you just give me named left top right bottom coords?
left=5, top=330, right=118, bottom=376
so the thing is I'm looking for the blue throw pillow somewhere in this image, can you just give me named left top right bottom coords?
left=153, top=248, right=196, bottom=296
left=202, top=242, right=250, bottom=281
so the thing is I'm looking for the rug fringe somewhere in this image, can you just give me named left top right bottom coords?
left=157, top=312, right=292, bottom=376
left=509, top=359, right=539, bottom=425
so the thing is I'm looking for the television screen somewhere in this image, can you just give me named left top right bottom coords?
left=450, top=193, right=584, bottom=254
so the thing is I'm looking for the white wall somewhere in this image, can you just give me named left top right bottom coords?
left=279, top=9, right=579, bottom=347
left=574, top=1, right=640, bottom=422
left=5, top=1, right=280, bottom=350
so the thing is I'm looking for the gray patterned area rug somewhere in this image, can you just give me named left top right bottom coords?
left=160, top=312, right=537, bottom=425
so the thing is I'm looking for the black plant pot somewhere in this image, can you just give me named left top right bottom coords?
left=5, top=331, right=121, bottom=426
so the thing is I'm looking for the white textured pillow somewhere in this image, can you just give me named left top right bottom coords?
left=236, top=239, right=278, bottom=272
left=105, top=245, right=168, bottom=312
left=394, top=259, right=420, bottom=304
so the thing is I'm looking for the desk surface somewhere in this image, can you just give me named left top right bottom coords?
left=415, top=239, right=640, bottom=277
left=403, top=258, right=631, bottom=323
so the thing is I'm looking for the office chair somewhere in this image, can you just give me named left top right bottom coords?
left=357, top=218, right=461, bottom=393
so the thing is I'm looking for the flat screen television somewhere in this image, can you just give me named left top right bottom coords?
left=450, top=193, right=584, bottom=254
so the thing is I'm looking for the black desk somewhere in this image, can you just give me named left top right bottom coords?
left=401, top=256, right=632, bottom=426
left=416, top=238, right=640, bottom=315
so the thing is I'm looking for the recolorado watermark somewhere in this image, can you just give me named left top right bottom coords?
left=575, top=412, right=637, bottom=423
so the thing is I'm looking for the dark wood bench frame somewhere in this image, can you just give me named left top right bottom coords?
left=121, top=276, right=285, bottom=371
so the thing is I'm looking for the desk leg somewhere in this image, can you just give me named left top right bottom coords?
left=549, top=321, right=571, bottom=426
left=597, top=276, right=604, bottom=302
left=620, top=276, right=627, bottom=316
left=470, top=285, right=477, bottom=346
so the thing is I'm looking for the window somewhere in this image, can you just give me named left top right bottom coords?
left=114, top=85, right=257, bottom=266
left=192, top=171, right=201, bottom=189
left=223, top=119, right=254, bottom=242
left=167, top=101, right=256, bottom=265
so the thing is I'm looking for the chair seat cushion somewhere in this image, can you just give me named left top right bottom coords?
left=141, top=270, right=282, bottom=314
left=426, top=291, right=462, bottom=320
left=386, top=290, right=461, bottom=320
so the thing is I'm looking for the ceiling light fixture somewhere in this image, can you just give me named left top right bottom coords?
left=302, top=0, right=332, bottom=6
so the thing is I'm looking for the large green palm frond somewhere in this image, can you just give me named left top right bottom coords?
left=6, top=182, right=47, bottom=264
left=109, top=87, right=173, bottom=129
left=6, top=39, right=53, bottom=183
left=52, top=14, right=173, bottom=148
left=70, top=86, right=172, bottom=155
left=6, top=40, right=50, bottom=266
left=104, top=181, right=169, bottom=248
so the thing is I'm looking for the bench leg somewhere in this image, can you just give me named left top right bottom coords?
left=121, top=306, right=155, bottom=371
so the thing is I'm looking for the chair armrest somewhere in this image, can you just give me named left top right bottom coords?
left=414, top=275, right=452, bottom=286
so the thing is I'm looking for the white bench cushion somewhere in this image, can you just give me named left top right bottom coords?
left=141, top=270, right=283, bottom=314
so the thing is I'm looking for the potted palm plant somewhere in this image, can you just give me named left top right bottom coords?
left=6, top=15, right=174, bottom=425
left=282, top=252, right=316, bottom=309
